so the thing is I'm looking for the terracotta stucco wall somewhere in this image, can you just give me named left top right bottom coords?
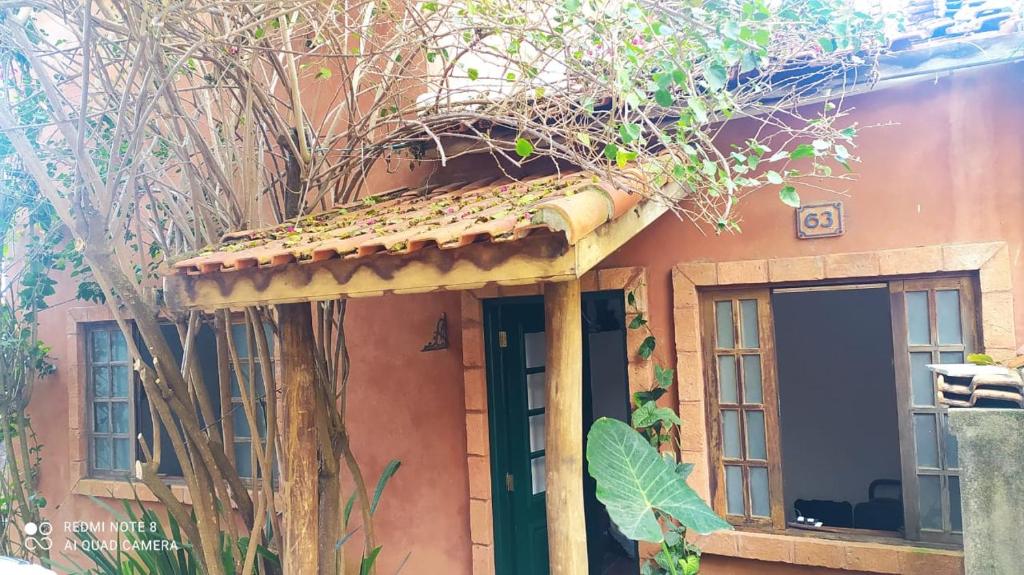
left=595, top=63, right=1023, bottom=574
left=25, top=61, right=1023, bottom=575
left=30, top=286, right=472, bottom=574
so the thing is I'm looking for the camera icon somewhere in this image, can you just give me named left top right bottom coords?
left=24, top=521, right=53, bottom=551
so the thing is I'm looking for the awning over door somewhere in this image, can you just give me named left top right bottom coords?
left=164, top=168, right=680, bottom=310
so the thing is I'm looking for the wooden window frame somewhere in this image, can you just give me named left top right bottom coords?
left=85, top=323, right=137, bottom=479
left=701, top=288, right=785, bottom=530
left=224, top=320, right=274, bottom=481
left=701, top=275, right=978, bottom=545
left=890, top=276, right=976, bottom=544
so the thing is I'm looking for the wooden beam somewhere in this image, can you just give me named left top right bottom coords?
left=165, top=233, right=576, bottom=311
left=543, top=278, right=588, bottom=574
left=279, top=302, right=320, bottom=574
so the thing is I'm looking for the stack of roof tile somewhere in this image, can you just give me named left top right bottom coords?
left=932, top=363, right=1024, bottom=408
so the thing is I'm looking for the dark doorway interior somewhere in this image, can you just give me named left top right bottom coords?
left=772, top=286, right=904, bottom=532
left=582, top=293, right=638, bottom=575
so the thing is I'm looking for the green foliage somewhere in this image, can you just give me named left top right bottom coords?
left=587, top=418, right=730, bottom=541
left=584, top=291, right=731, bottom=574
left=967, top=353, right=996, bottom=366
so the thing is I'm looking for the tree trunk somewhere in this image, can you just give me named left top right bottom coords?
left=280, top=302, right=321, bottom=574
left=543, top=278, right=588, bottom=575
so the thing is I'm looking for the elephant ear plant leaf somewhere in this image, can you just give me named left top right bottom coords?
left=587, top=417, right=731, bottom=542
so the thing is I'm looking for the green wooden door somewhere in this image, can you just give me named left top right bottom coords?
left=485, top=297, right=550, bottom=575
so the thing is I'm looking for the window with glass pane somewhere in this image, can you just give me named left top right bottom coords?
left=897, top=278, right=974, bottom=542
left=88, top=326, right=134, bottom=475
left=523, top=329, right=547, bottom=495
left=705, top=293, right=780, bottom=527
left=228, top=322, right=274, bottom=479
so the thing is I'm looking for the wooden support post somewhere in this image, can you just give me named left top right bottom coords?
left=279, top=302, right=320, bottom=574
left=543, top=278, right=589, bottom=575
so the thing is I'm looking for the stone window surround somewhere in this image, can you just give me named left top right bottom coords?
left=672, top=241, right=1015, bottom=574
left=459, top=266, right=654, bottom=575
left=65, top=305, right=195, bottom=503
left=65, top=307, right=281, bottom=504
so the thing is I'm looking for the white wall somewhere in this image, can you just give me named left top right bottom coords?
left=772, top=287, right=902, bottom=521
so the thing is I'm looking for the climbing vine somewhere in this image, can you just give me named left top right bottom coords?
left=624, top=289, right=707, bottom=575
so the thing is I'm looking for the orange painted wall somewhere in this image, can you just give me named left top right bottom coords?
left=29, top=287, right=472, bottom=574
left=25, top=61, right=1023, bottom=575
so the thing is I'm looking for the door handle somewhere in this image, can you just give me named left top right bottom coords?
left=505, top=472, right=514, bottom=492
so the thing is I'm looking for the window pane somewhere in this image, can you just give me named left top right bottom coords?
left=234, top=442, right=253, bottom=478
left=740, top=300, right=759, bottom=349
left=936, top=290, right=963, bottom=345
left=745, top=411, right=767, bottom=460
left=111, top=331, right=128, bottom=362
left=918, top=474, right=943, bottom=530
left=742, top=355, right=762, bottom=404
left=93, top=366, right=110, bottom=398
left=718, top=356, right=738, bottom=404
left=114, top=438, right=131, bottom=471
left=527, top=373, right=545, bottom=410
left=230, top=364, right=248, bottom=398
left=230, top=323, right=250, bottom=357
left=750, top=467, right=770, bottom=518
left=93, top=403, right=110, bottom=433
left=939, top=351, right=964, bottom=365
left=949, top=476, right=962, bottom=532
left=111, top=402, right=129, bottom=434
left=91, top=330, right=110, bottom=363
left=94, top=438, right=112, bottom=470
left=111, top=365, right=130, bottom=398
left=725, top=465, right=745, bottom=515
left=906, top=291, right=931, bottom=345
left=722, top=410, right=742, bottom=459
left=910, top=352, right=935, bottom=407
left=715, top=301, right=735, bottom=349
left=524, top=332, right=546, bottom=368
left=943, top=413, right=958, bottom=469
left=233, top=406, right=252, bottom=438
left=528, top=413, right=545, bottom=453
left=914, top=414, right=939, bottom=468
left=531, top=456, right=546, bottom=494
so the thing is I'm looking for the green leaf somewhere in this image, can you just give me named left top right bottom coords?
left=315, top=67, right=333, bottom=80
left=360, top=547, right=382, bottom=575
left=632, top=401, right=682, bottom=429
left=818, top=37, right=837, bottom=52
left=687, top=97, right=708, bottom=124
left=654, top=365, right=674, bottom=389
left=586, top=418, right=731, bottom=541
left=467, top=67, right=479, bottom=80
left=515, top=137, right=534, bottom=158
left=603, top=143, right=619, bottom=161
left=628, top=314, right=647, bottom=330
left=967, top=353, right=996, bottom=366
left=253, top=27, right=265, bottom=40
left=616, top=148, right=638, bottom=168
left=575, top=132, right=591, bottom=147
left=766, top=170, right=783, bottom=185
left=370, top=459, right=401, bottom=515
left=618, top=123, right=641, bottom=144
left=704, top=63, right=727, bottom=91
left=638, top=335, right=656, bottom=359
left=779, top=186, right=800, bottom=208
left=789, top=144, right=815, bottom=160
left=654, top=88, right=673, bottom=107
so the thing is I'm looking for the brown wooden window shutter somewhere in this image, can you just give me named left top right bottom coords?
left=701, top=289, right=785, bottom=529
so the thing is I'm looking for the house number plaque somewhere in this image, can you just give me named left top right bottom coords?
left=796, top=201, right=844, bottom=239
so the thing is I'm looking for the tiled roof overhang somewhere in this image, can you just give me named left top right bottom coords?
left=164, top=170, right=680, bottom=310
